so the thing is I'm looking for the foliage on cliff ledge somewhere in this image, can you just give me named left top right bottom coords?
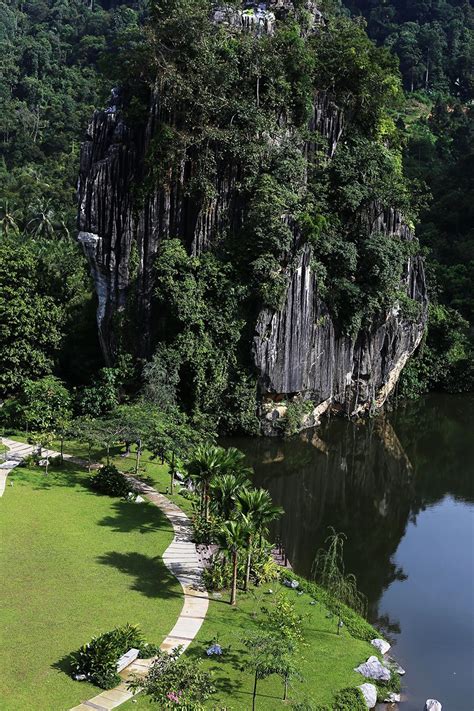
left=108, top=0, right=423, bottom=431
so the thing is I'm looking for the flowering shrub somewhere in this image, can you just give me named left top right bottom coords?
left=127, top=648, right=215, bottom=709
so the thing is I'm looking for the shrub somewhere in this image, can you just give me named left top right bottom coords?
left=202, top=555, right=232, bottom=591
left=376, top=668, right=401, bottom=702
left=333, top=687, right=366, bottom=711
left=248, top=546, right=279, bottom=586
left=127, top=647, right=215, bottom=707
left=71, top=624, right=160, bottom=689
left=192, top=514, right=221, bottom=545
left=89, top=464, right=136, bottom=498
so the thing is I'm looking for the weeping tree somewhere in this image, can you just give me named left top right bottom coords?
left=312, top=528, right=367, bottom=633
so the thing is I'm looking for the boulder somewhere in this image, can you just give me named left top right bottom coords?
left=385, top=692, right=401, bottom=703
left=424, top=701, right=442, bottom=711
left=358, top=683, right=377, bottom=709
left=355, top=655, right=391, bottom=682
left=390, top=660, right=406, bottom=675
left=371, top=638, right=391, bottom=655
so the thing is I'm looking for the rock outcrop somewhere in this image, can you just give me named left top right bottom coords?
left=355, top=655, right=392, bottom=682
left=77, top=1, right=428, bottom=433
left=358, top=683, right=378, bottom=709
left=255, top=218, right=427, bottom=433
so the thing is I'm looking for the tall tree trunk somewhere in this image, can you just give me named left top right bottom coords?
left=283, top=673, right=288, bottom=700
left=230, top=549, right=238, bottom=606
left=106, top=443, right=110, bottom=465
left=204, top=481, right=210, bottom=522
left=170, top=451, right=175, bottom=494
left=134, top=441, right=141, bottom=476
left=252, top=670, right=258, bottom=711
left=244, top=536, right=252, bottom=591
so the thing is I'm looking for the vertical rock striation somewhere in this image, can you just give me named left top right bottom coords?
left=77, top=2, right=428, bottom=433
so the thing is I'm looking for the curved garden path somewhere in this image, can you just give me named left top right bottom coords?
left=0, top=438, right=209, bottom=710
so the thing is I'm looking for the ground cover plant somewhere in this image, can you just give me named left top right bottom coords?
left=0, top=460, right=182, bottom=710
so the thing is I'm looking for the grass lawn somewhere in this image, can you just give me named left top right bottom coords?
left=0, top=461, right=183, bottom=711
left=122, top=580, right=374, bottom=710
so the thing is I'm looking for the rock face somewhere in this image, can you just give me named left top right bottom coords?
left=77, top=87, right=347, bottom=366
left=77, top=3, right=427, bottom=432
left=254, top=214, right=427, bottom=432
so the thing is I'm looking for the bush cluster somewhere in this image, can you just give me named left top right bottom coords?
left=202, top=547, right=278, bottom=592
left=70, top=624, right=159, bottom=689
left=89, top=464, right=136, bottom=498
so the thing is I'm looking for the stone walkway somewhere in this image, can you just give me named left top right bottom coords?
left=1, top=438, right=209, bottom=710
left=70, top=478, right=209, bottom=711
left=0, top=438, right=78, bottom=496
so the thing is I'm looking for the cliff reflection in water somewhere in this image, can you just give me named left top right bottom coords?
left=225, top=394, right=474, bottom=637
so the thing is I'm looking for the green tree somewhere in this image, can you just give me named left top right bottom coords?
left=0, top=240, right=63, bottom=393
left=238, top=487, right=283, bottom=590
left=216, top=518, right=251, bottom=606
left=242, top=632, right=298, bottom=710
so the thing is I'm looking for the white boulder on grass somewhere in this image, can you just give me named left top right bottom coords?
left=355, top=655, right=391, bottom=682
left=358, top=683, right=377, bottom=709
left=424, top=701, right=442, bottom=711
left=371, top=638, right=391, bottom=655
left=385, top=692, right=401, bottom=703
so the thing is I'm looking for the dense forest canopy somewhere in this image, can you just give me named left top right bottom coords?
left=0, top=0, right=473, bottom=432
left=345, top=0, right=474, bottom=394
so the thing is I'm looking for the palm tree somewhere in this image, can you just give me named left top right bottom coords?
left=186, top=445, right=251, bottom=522
left=210, top=474, right=241, bottom=520
left=217, top=518, right=251, bottom=606
left=0, top=202, right=20, bottom=237
left=238, top=488, right=283, bottom=589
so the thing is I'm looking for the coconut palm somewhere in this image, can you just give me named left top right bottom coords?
left=238, top=487, right=284, bottom=589
left=0, top=202, right=20, bottom=237
left=216, top=517, right=251, bottom=606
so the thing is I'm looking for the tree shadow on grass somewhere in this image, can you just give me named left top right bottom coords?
left=97, top=500, right=173, bottom=535
left=13, top=462, right=87, bottom=491
left=97, top=551, right=181, bottom=600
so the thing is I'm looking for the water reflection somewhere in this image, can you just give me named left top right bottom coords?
left=225, top=394, right=474, bottom=643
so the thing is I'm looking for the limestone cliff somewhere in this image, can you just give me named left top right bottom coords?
left=77, top=1, right=428, bottom=434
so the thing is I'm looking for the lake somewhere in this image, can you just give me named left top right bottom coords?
left=226, top=394, right=474, bottom=710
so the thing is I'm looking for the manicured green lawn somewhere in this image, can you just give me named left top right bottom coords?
left=123, top=580, right=374, bottom=710
left=0, top=461, right=183, bottom=711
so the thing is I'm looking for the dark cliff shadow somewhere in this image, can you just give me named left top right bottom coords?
left=97, top=551, right=180, bottom=600
left=97, top=500, right=172, bottom=535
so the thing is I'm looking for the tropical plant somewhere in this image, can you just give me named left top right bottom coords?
left=216, top=518, right=251, bottom=606
left=186, top=445, right=249, bottom=522
left=71, top=624, right=158, bottom=690
left=210, top=473, right=245, bottom=520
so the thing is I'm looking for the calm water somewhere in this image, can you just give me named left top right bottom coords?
left=226, top=395, right=474, bottom=710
